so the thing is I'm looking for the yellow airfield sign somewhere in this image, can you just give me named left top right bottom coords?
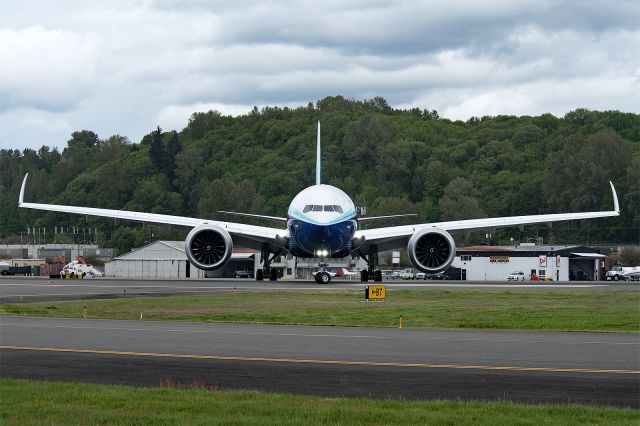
left=365, top=285, right=386, bottom=300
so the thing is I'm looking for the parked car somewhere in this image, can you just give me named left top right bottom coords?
left=400, top=268, right=415, bottom=280
left=235, top=270, right=254, bottom=278
left=424, top=271, right=450, bottom=280
left=507, top=271, right=526, bottom=281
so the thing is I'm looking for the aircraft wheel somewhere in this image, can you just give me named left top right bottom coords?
left=256, top=269, right=264, bottom=281
left=315, top=272, right=331, bottom=284
left=269, top=268, right=278, bottom=281
left=360, top=270, right=369, bottom=282
left=374, top=270, right=383, bottom=282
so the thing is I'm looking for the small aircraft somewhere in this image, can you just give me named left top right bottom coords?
left=19, top=122, right=620, bottom=284
left=334, top=268, right=360, bottom=279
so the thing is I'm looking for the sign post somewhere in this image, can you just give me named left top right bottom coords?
left=365, top=285, right=386, bottom=301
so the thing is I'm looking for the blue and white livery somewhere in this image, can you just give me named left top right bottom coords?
left=19, top=121, right=621, bottom=284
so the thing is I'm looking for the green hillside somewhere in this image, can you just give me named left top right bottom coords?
left=1, top=96, right=638, bottom=253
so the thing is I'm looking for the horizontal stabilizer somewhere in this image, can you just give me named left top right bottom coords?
left=217, top=211, right=287, bottom=222
left=359, top=213, right=418, bottom=222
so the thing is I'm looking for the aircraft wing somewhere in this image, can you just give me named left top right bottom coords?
left=18, top=174, right=286, bottom=250
left=355, top=182, right=620, bottom=251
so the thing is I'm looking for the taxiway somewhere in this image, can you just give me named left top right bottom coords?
left=0, top=276, right=636, bottom=303
left=1, top=315, right=638, bottom=407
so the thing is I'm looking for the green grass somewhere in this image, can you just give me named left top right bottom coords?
left=2, top=289, right=639, bottom=332
left=1, top=378, right=638, bottom=425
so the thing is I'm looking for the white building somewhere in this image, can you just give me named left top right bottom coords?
left=256, top=252, right=367, bottom=279
left=451, top=245, right=607, bottom=281
left=104, top=241, right=255, bottom=279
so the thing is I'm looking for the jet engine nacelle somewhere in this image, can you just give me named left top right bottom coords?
left=407, top=228, right=456, bottom=272
left=185, top=224, right=233, bottom=270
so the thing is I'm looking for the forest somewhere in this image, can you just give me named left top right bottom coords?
left=1, top=96, right=638, bottom=254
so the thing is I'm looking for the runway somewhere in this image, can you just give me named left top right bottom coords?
left=1, top=315, right=638, bottom=407
left=1, top=276, right=636, bottom=303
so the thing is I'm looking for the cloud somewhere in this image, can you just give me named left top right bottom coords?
left=0, top=0, right=638, bottom=150
left=0, top=26, right=101, bottom=112
left=157, top=102, right=252, bottom=130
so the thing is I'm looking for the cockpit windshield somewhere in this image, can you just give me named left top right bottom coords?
left=303, top=204, right=344, bottom=214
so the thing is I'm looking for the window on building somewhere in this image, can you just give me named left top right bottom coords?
left=461, top=255, right=472, bottom=261
left=287, top=268, right=292, bottom=275
left=538, top=269, right=546, bottom=277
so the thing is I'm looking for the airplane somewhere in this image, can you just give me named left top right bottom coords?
left=334, top=268, right=360, bottom=279
left=18, top=122, right=620, bottom=284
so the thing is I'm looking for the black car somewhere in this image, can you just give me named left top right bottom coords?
left=235, top=270, right=254, bottom=278
left=424, top=271, right=449, bottom=280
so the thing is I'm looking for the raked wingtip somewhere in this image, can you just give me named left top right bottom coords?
left=609, top=181, right=620, bottom=214
left=19, top=173, right=28, bottom=205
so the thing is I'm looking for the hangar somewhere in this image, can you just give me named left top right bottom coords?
left=451, top=245, right=607, bottom=281
left=104, top=241, right=255, bottom=279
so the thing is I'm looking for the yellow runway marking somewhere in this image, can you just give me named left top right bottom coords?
left=2, top=345, right=638, bottom=375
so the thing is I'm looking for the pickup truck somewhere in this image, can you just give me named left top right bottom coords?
left=400, top=268, right=415, bottom=280
left=606, top=266, right=640, bottom=281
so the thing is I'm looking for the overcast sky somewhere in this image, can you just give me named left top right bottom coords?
left=1, top=0, right=639, bottom=150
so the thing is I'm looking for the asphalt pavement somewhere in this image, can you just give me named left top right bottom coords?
left=1, top=316, right=638, bottom=407
left=1, top=276, right=636, bottom=303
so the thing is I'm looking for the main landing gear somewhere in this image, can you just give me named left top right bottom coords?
left=359, top=244, right=383, bottom=282
left=256, top=244, right=282, bottom=281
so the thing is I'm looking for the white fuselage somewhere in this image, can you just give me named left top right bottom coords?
left=286, top=185, right=357, bottom=257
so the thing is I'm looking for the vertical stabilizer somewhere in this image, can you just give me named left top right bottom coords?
left=316, top=121, right=321, bottom=185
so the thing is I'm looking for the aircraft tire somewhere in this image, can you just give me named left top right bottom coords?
left=256, top=269, right=264, bottom=281
left=269, top=268, right=278, bottom=281
left=374, top=270, right=383, bottom=282
left=360, top=270, right=369, bottom=282
left=315, top=272, right=331, bottom=284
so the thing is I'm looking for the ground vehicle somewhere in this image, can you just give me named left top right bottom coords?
left=507, top=271, right=526, bottom=281
left=606, top=266, right=640, bottom=281
left=623, top=271, right=640, bottom=281
left=60, top=260, right=103, bottom=278
left=235, top=270, right=254, bottom=278
left=424, top=271, right=450, bottom=280
left=401, top=268, right=415, bottom=280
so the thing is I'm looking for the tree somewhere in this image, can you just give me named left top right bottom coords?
left=545, top=131, right=631, bottom=212
left=164, top=131, right=182, bottom=180
left=148, top=126, right=165, bottom=173
left=438, top=177, right=485, bottom=221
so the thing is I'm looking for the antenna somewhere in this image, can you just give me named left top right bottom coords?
left=316, top=121, right=321, bottom=185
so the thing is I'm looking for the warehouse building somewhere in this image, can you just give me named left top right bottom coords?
left=104, top=241, right=255, bottom=279
left=450, top=244, right=606, bottom=281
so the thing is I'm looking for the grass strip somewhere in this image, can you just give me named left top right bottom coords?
left=1, top=289, right=639, bottom=332
left=1, top=378, right=638, bottom=426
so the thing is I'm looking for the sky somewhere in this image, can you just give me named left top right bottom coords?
left=1, top=0, right=639, bottom=150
